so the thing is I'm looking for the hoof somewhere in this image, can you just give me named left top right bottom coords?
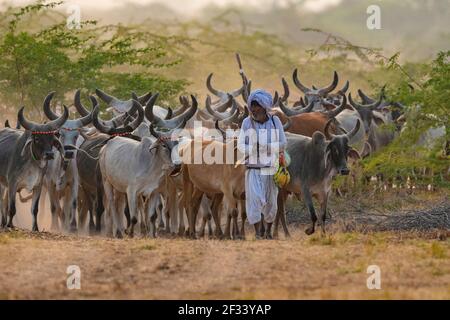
left=116, top=230, right=123, bottom=239
left=305, top=227, right=315, bottom=235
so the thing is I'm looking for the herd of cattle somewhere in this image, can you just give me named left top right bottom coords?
left=0, top=67, right=446, bottom=239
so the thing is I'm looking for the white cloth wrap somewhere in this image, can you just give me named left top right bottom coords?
left=245, top=168, right=278, bottom=225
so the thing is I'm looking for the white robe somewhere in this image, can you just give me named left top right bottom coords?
left=245, top=168, right=278, bottom=224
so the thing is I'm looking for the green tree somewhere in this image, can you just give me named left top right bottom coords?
left=0, top=1, right=187, bottom=117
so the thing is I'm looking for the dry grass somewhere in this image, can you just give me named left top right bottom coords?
left=0, top=228, right=448, bottom=300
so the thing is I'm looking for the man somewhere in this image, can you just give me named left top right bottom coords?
left=238, top=89, right=286, bottom=239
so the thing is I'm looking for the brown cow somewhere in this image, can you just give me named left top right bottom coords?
left=271, top=93, right=348, bottom=137
left=179, top=135, right=246, bottom=239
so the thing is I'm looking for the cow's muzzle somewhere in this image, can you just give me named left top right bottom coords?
left=44, top=151, right=54, bottom=160
left=64, top=151, right=74, bottom=159
left=340, top=168, right=350, bottom=175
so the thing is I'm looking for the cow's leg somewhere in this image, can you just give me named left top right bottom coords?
left=138, top=196, right=148, bottom=236
left=224, top=212, right=232, bottom=239
left=274, top=190, right=290, bottom=239
left=145, top=193, right=159, bottom=238
left=95, top=170, right=105, bottom=233
left=232, top=207, right=239, bottom=240
left=199, top=213, right=207, bottom=238
left=183, top=176, right=196, bottom=238
left=302, top=187, right=317, bottom=235
left=167, top=180, right=179, bottom=235
left=207, top=214, right=213, bottom=237
left=30, top=186, right=42, bottom=232
left=124, top=203, right=131, bottom=229
left=177, top=195, right=185, bottom=236
left=114, top=192, right=126, bottom=238
left=317, top=191, right=329, bottom=236
left=211, top=194, right=224, bottom=238
left=6, top=183, right=18, bottom=228
left=125, top=187, right=138, bottom=238
left=189, top=189, right=203, bottom=239
left=163, top=197, right=171, bottom=234
left=69, top=172, right=79, bottom=233
left=102, top=180, right=115, bottom=238
left=239, top=200, right=246, bottom=240
left=1, top=189, right=6, bottom=227
left=185, top=187, right=202, bottom=239
left=47, top=184, right=60, bottom=231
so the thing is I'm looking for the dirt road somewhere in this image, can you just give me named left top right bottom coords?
left=0, top=228, right=448, bottom=299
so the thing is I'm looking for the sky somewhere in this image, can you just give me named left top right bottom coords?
left=1, top=0, right=343, bottom=15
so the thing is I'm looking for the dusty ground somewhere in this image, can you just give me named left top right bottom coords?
left=0, top=228, right=448, bottom=299
left=1, top=190, right=449, bottom=300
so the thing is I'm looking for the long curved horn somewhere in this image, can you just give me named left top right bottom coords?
left=357, top=89, right=375, bottom=104
left=325, top=93, right=347, bottom=118
left=346, top=119, right=361, bottom=140
left=19, top=105, right=68, bottom=132
left=74, top=89, right=90, bottom=117
left=339, top=80, right=349, bottom=94
left=206, top=73, right=227, bottom=100
left=172, top=96, right=189, bottom=117
left=43, top=105, right=69, bottom=132
left=144, top=93, right=161, bottom=123
left=349, top=92, right=382, bottom=110
left=206, top=95, right=237, bottom=120
left=323, top=118, right=335, bottom=140
left=214, top=120, right=227, bottom=140
left=229, top=82, right=245, bottom=98
left=126, top=100, right=144, bottom=132
left=92, top=105, right=112, bottom=134
left=292, top=69, right=311, bottom=93
left=149, top=123, right=161, bottom=140
left=95, top=88, right=117, bottom=104
left=43, top=92, right=58, bottom=120
left=279, top=98, right=314, bottom=117
left=272, top=91, right=279, bottom=107
left=164, top=107, right=173, bottom=120
left=221, top=105, right=240, bottom=126
left=145, top=94, right=196, bottom=129
left=137, top=92, right=152, bottom=105
left=318, top=71, right=339, bottom=95
left=281, top=78, right=289, bottom=102
left=283, top=118, right=291, bottom=131
left=213, top=94, right=233, bottom=112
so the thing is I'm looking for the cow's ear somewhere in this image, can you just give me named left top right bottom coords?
left=347, top=147, right=361, bottom=160
left=361, top=141, right=372, bottom=158
left=373, top=114, right=385, bottom=126
left=312, top=131, right=326, bottom=145
left=20, top=137, right=33, bottom=157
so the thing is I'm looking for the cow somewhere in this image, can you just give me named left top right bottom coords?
left=292, top=69, right=348, bottom=110
left=98, top=112, right=185, bottom=238
left=273, top=92, right=348, bottom=137
left=179, top=126, right=247, bottom=239
left=0, top=105, right=68, bottom=231
left=76, top=97, right=144, bottom=234
left=274, top=118, right=361, bottom=238
left=42, top=91, right=93, bottom=232
left=347, top=93, right=396, bottom=153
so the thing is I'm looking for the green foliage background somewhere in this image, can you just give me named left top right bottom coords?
left=0, top=1, right=448, bottom=188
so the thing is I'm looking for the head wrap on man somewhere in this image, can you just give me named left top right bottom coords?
left=247, top=89, right=273, bottom=112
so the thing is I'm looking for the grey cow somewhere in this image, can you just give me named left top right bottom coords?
left=42, top=91, right=93, bottom=232
left=0, top=105, right=68, bottom=231
left=274, top=119, right=361, bottom=238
